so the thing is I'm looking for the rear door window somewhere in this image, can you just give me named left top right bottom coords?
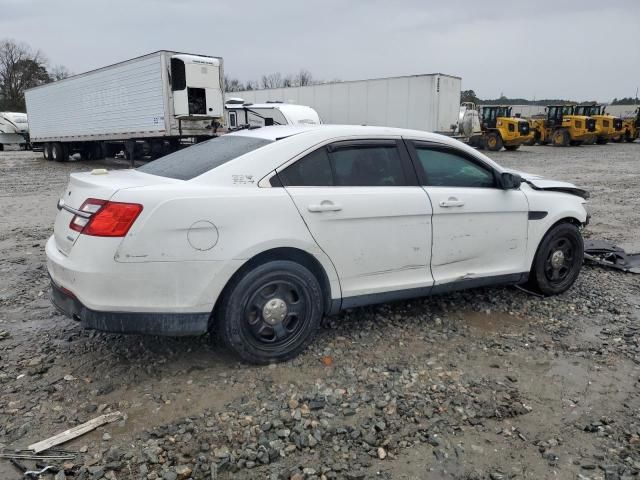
left=279, top=141, right=408, bottom=187
left=331, top=144, right=406, bottom=186
left=138, top=135, right=272, bottom=180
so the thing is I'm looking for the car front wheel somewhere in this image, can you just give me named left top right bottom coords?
left=217, top=260, right=323, bottom=364
left=528, top=222, right=583, bottom=295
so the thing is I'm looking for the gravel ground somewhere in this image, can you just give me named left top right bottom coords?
left=0, top=142, right=639, bottom=480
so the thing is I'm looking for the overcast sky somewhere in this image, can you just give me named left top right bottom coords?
left=2, top=0, right=639, bottom=101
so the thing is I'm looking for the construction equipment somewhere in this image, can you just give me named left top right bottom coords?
left=468, top=105, right=533, bottom=151
left=613, top=107, right=639, bottom=143
left=529, top=105, right=596, bottom=147
left=573, top=103, right=623, bottom=144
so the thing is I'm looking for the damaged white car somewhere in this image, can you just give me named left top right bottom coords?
left=47, top=125, right=589, bottom=363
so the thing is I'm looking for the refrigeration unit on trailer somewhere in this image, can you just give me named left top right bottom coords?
left=25, top=51, right=224, bottom=162
left=0, top=112, right=29, bottom=150
left=225, top=73, right=461, bottom=134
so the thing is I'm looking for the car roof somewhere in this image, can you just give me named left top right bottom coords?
left=194, top=124, right=504, bottom=186
left=227, top=124, right=455, bottom=143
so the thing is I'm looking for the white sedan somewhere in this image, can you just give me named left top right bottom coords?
left=47, top=125, right=589, bottom=363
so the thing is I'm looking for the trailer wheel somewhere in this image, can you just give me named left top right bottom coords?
left=43, top=143, right=51, bottom=160
left=51, top=142, right=66, bottom=162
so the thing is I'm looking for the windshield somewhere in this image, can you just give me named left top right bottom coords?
left=137, top=135, right=273, bottom=180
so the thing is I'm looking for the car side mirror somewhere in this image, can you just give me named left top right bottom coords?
left=500, top=172, right=522, bottom=190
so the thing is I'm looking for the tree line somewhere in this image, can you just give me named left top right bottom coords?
left=224, top=69, right=320, bottom=92
left=0, top=39, right=71, bottom=112
left=462, top=89, right=639, bottom=106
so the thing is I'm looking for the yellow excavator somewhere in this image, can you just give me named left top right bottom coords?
left=529, top=105, right=596, bottom=146
left=472, top=105, right=534, bottom=151
left=573, top=103, right=623, bottom=144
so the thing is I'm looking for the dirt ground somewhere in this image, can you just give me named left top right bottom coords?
left=0, top=142, right=639, bottom=480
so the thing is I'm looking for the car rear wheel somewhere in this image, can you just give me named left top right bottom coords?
left=527, top=223, right=583, bottom=296
left=216, top=260, right=323, bottom=364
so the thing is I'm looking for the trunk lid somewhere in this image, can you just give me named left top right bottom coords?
left=54, top=169, right=175, bottom=255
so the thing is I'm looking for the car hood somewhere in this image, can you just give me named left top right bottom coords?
left=507, top=170, right=589, bottom=199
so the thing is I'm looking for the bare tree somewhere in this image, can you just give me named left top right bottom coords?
left=223, top=74, right=245, bottom=92
left=282, top=74, right=294, bottom=88
left=0, top=39, right=73, bottom=111
left=295, top=69, right=313, bottom=87
left=260, top=72, right=283, bottom=89
left=49, top=64, right=71, bottom=81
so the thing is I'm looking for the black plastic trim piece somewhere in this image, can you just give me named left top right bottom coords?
left=51, top=281, right=210, bottom=336
left=430, top=273, right=528, bottom=295
left=339, top=273, right=527, bottom=310
left=528, top=211, right=548, bottom=220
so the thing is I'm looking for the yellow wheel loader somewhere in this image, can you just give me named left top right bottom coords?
left=613, top=107, right=639, bottom=143
left=529, top=105, right=596, bottom=147
left=469, top=106, right=534, bottom=151
left=574, top=103, right=623, bottom=144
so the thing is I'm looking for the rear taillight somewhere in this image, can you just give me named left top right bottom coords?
left=69, top=198, right=142, bottom=237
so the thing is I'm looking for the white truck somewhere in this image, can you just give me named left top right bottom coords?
left=0, top=112, right=29, bottom=150
left=25, top=51, right=224, bottom=161
left=225, top=73, right=461, bottom=134
left=224, top=99, right=321, bottom=130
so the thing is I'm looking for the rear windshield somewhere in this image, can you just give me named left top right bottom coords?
left=137, top=135, right=272, bottom=180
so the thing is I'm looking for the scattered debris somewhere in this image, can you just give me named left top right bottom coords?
left=28, top=411, right=122, bottom=453
left=320, top=355, right=334, bottom=366
left=584, top=239, right=640, bottom=273
left=25, top=465, right=57, bottom=478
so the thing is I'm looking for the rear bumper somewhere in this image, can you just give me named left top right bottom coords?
left=51, top=280, right=210, bottom=336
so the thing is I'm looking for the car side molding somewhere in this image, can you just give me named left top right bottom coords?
left=337, top=272, right=528, bottom=311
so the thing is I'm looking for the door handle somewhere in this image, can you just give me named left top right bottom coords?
left=308, top=201, right=342, bottom=212
left=439, top=197, right=465, bottom=208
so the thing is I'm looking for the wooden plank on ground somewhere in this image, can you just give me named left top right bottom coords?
left=28, top=411, right=122, bottom=453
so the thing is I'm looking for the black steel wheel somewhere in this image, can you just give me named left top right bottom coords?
left=217, top=260, right=323, bottom=364
left=528, top=222, right=583, bottom=295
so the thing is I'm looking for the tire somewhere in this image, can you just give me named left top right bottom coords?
left=51, top=142, right=66, bottom=162
left=523, top=137, right=536, bottom=146
left=625, top=133, right=637, bottom=143
left=569, top=140, right=583, bottom=146
left=596, top=136, right=608, bottom=145
left=43, top=143, right=51, bottom=160
left=504, top=145, right=520, bottom=151
left=552, top=129, right=569, bottom=147
left=485, top=132, right=503, bottom=151
left=216, top=260, right=324, bottom=364
left=527, top=223, right=583, bottom=296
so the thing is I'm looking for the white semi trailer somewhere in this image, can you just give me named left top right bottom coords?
left=225, top=73, right=461, bottom=134
left=25, top=51, right=224, bottom=161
